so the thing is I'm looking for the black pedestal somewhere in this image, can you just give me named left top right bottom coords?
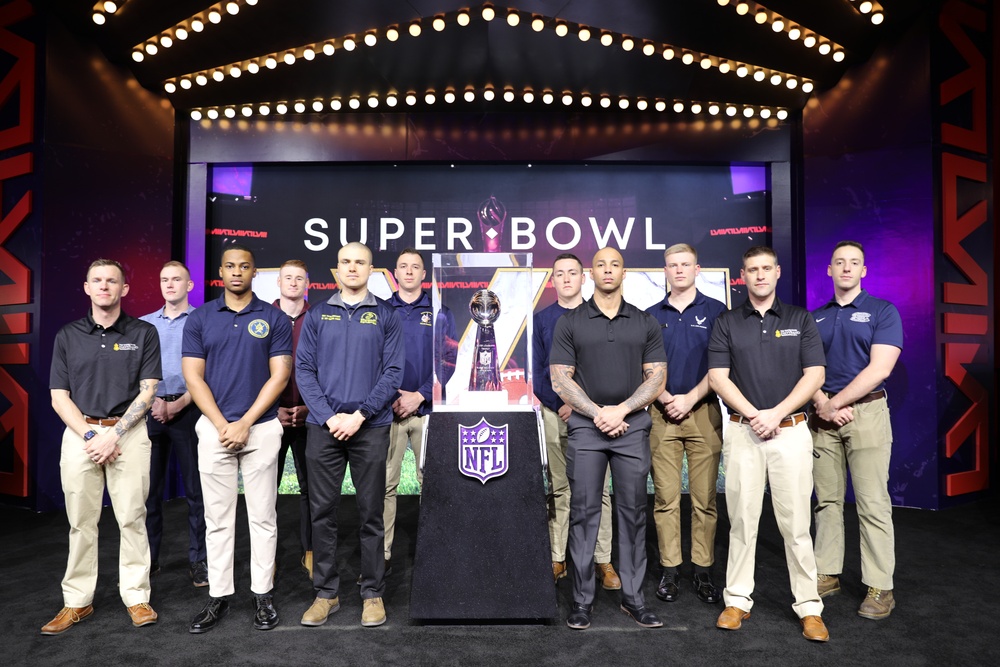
left=409, top=410, right=558, bottom=621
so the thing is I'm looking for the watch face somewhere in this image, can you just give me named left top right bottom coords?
left=84, top=430, right=97, bottom=441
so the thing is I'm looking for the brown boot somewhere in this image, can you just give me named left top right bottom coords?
left=552, top=561, right=567, bottom=583
left=858, top=587, right=895, bottom=620
left=596, top=562, right=622, bottom=590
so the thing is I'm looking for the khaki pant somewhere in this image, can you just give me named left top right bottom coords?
left=542, top=405, right=612, bottom=563
left=197, top=416, right=282, bottom=597
left=384, top=414, right=426, bottom=560
left=649, top=399, right=723, bottom=568
left=722, top=420, right=823, bottom=619
left=60, top=424, right=151, bottom=607
left=812, top=396, right=895, bottom=590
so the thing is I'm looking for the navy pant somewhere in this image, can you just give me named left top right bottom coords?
left=307, top=423, right=389, bottom=600
left=277, top=424, right=312, bottom=553
left=145, top=404, right=207, bottom=564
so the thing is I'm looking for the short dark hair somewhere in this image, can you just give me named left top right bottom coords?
left=396, top=248, right=425, bottom=266
left=87, top=258, right=126, bottom=282
left=553, top=253, right=583, bottom=271
left=833, top=240, right=865, bottom=260
left=742, top=245, right=777, bottom=267
left=221, top=243, right=256, bottom=266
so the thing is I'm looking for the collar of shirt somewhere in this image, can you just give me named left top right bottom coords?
left=272, top=298, right=310, bottom=320
left=389, top=290, right=430, bottom=309
left=327, top=290, right=377, bottom=310
left=585, top=296, right=630, bottom=320
left=212, top=292, right=266, bottom=314
left=822, top=289, right=870, bottom=310
left=658, top=288, right=708, bottom=313
left=739, top=295, right=784, bottom=319
left=86, top=309, right=129, bottom=334
left=154, top=304, right=195, bottom=320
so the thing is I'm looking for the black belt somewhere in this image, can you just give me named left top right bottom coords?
left=161, top=394, right=183, bottom=402
left=824, top=389, right=886, bottom=405
left=730, top=412, right=807, bottom=429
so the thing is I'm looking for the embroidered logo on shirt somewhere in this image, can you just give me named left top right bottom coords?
left=420, top=311, right=433, bottom=326
left=850, top=312, right=872, bottom=323
left=113, top=343, right=139, bottom=351
left=360, top=311, right=378, bottom=325
left=321, top=314, right=341, bottom=321
left=816, top=317, right=826, bottom=323
left=775, top=329, right=801, bottom=338
left=248, top=319, right=270, bottom=338
left=691, top=315, right=708, bottom=329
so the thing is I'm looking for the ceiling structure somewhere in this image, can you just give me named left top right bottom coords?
left=53, top=0, right=926, bottom=122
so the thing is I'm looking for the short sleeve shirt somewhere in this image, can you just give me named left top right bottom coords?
left=50, top=311, right=162, bottom=418
left=182, top=293, right=293, bottom=424
left=140, top=305, right=195, bottom=397
left=812, top=290, right=903, bottom=393
left=708, top=296, right=825, bottom=412
left=645, top=290, right=727, bottom=395
left=549, top=297, right=666, bottom=407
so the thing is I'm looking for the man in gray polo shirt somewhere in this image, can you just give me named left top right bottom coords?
left=707, top=246, right=829, bottom=642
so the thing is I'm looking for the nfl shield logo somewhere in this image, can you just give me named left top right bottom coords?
left=458, top=418, right=509, bottom=484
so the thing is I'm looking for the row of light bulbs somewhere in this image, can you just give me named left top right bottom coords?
left=90, top=0, right=126, bottom=26
left=716, top=0, right=851, bottom=58
left=718, top=1, right=883, bottom=27
left=187, top=89, right=790, bottom=121
left=158, top=7, right=814, bottom=96
left=125, top=1, right=259, bottom=57
left=845, top=0, right=887, bottom=24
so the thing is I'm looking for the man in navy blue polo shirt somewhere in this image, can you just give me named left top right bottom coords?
left=533, top=253, right=619, bottom=589
left=140, top=261, right=207, bottom=587
left=809, top=241, right=903, bottom=620
left=182, top=245, right=292, bottom=634
left=708, top=246, right=829, bottom=642
left=381, top=249, right=433, bottom=577
left=296, top=242, right=404, bottom=628
left=550, top=247, right=666, bottom=630
left=43, top=259, right=161, bottom=635
left=645, top=243, right=727, bottom=604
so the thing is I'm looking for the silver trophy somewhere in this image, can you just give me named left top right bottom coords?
left=477, top=195, right=507, bottom=253
left=468, top=289, right=503, bottom=391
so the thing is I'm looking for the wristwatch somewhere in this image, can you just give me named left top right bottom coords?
left=83, top=430, right=98, bottom=441
left=358, top=407, right=373, bottom=421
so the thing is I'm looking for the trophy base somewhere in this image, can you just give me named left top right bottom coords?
left=457, top=389, right=509, bottom=409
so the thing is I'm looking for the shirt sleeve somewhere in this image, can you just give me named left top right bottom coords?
left=139, top=323, right=163, bottom=380
left=49, top=328, right=70, bottom=390
left=360, top=305, right=405, bottom=417
left=295, top=309, right=335, bottom=425
left=872, top=302, right=904, bottom=350
left=799, top=312, right=827, bottom=368
left=181, top=310, right=205, bottom=359
left=548, top=314, right=576, bottom=368
left=642, top=314, right=668, bottom=364
left=707, top=312, right=732, bottom=369
left=268, top=310, right=294, bottom=358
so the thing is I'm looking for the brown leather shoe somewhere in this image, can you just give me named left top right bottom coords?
left=41, top=606, right=94, bottom=635
left=716, top=606, right=750, bottom=630
left=858, top=587, right=895, bottom=620
left=596, top=562, right=622, bottom=590
left=552, top=561, right=567, bottom=583
left=800, top=615, right=829, bottom=642
left=817, top=573, right=841, bottom=598
left=126, top=602, right=158, bottom=627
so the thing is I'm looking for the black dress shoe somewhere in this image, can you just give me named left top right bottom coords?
left=620, top=602, right=664, bottom=628
left=190, top=560, right=209, bottom=588
left=189, top=597, right=229, bottom=634
left=656, top=571, right=680, bottom=602
left=252, top=593, right=279, bottom=630
left=566, top=603, right=593, bottom=630
left=693, top=572, right=722, bottom=604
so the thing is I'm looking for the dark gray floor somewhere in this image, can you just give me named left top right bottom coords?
left=3, top=492, right=998, bottom=667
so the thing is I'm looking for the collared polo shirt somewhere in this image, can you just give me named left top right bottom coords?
left=50, top=310, right=162, bottom=418
left=389, top=290, right=434, bottom=416
left=295, top=291, right=404, bottom=428
left=141, top=305, right=195, bottom=397
left=645, top=289, right=727, bottom=396
left=533, top=301, right=571, bottom=413
left=708, top=296, right=825, bottom=412
left=812, top=289, right=903, bottom=394
left=272, top=298, right=310, bottom=408
left=549, top=297, right=666, bottom=408
left=182, top=293, right=292, bottom=424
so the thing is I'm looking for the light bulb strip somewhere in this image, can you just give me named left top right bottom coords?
left=92, top=1, right=129, bottom=26
left=843, top=0, right=886, bottom=24
left=185, top=87, right=791, bottom=123
left=130, top=0, right=260, bottom=58
left=719, top=0, right=851, bottom=56
left=160, top=3, right=814, bottom=97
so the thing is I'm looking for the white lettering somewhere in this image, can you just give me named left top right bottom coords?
left=546, top=216, right=582, bottom=251
left=645, top=217, right=665, bottom=250
left=304, top=217, right=329, bottom=251
left=589, top=216, right=635, bottom=249
left=447, top=217, right=473, bottom=250
left=339, top=217, right=368, bottom=246
left=414, top=217, right=434, bottom=250
left=511, top=217, right=536, bottom=249
left=379, top=218, right=404, bottom=250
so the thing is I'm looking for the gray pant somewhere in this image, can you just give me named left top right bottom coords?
left=566, top=410, right=651, bottom=607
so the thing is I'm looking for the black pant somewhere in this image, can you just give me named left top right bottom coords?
left=306, top=422, right=390, bottom=600
left=566, top=410, right=652, bottom=607
left=145, top=404, right=206, bottom=564
left=277, top=424, right=311, bottom=552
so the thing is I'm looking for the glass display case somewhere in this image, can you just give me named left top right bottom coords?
left=432, top=253, right=540, bottom=411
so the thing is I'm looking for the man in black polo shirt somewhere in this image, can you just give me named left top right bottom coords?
left=707, top=246, right=829, bottom=642
left=43, top=259, right=161, bottom=635
left=549, top=246, right=666, bottom=630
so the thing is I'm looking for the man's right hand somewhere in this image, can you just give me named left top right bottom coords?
left=150, top=397, right=169, bottom=424
left=557, top=404, right=573, bottom=423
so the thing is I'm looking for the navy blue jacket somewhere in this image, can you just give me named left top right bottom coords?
left=389, top=291, right=435, bottom=417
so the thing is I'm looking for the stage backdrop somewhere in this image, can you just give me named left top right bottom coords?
left=203, top=163, right=772, bottom=493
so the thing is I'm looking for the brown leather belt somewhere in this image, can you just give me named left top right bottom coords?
left=855, top=389, right=886, bottom=404
left=730, top=412, right=807, bottom=429
left=85, top=416, right=121, bottom=426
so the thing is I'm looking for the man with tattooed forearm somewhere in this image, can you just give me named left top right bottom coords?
left=43, top=259, right=162, bottom=635
left=549, top=247, right=667, bottom=631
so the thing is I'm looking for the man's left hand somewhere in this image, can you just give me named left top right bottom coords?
left=749, top=408, right=783, bottom=440
left=664, top=392, right=696, bottom=421
left=594, top=404, right=629, bottom=434
left=393, top=390, right=424, bottom=420
left=330, top=411, right=364, bottom=440
left=85, top=430, right=123, bottom=465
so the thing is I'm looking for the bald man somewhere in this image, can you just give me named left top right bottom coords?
left=549, top=247, right=667, bottom=630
